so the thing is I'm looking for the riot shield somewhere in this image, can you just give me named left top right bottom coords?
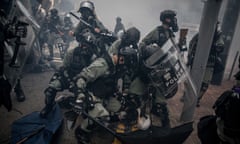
left=169, top=36, right=199, bottom=123
left=142, top=37, right=198, bottom=127
left=144, top=39, right=195, bottom=98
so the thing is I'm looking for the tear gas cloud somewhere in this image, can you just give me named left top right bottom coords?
left=66, top=0, right=204, bottom=38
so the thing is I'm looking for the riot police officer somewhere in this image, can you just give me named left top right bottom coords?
left=39, top=8, right=62, bottom=60
left=187, top=22, right=224, bottom=107
left=70, top=1, right=113, bottom=56
left=74, top=1, right=107, bottom=34
left=140, top=10, right=178, bottom=49
left=0, top=7, right=28, bottom=108
left=139, top=10, right=180, bottom=128
left=45, top=8, right=63, bottom=60
left=73, top=27, right=140, bottom=144
left=71, top=1, right=107, bottom=40
left=106, top=27, right=143, bottom=118
left=40, top=30, right=98, bottom=117
left=114, top=16, right=125, bottom=37
left=62, top=14, right=74, bottom=52
left=0, top=11, right=26, bottom=102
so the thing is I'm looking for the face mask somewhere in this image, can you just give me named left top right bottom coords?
left=171, top=17, right=179, bottom=32
left=81, top=10, right=93, bottom=20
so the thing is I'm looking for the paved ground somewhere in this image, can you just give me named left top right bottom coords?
left=0, top=63, right=235, bottom=144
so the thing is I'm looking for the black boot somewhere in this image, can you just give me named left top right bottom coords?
left=75, top=126, right=90, bottom=144
left=151, top=102, right=170, bottom=128
left=40, top=87, right=57, bottom=118
left=14, top=79, right=26, bottom=102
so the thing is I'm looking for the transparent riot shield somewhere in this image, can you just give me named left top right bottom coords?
left=143, top=37, right=198, bottom=128
left=169, top=36, right=198, bottom=123
left=144, top=41, right=184, bottom=99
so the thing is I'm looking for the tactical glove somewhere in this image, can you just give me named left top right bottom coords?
left=72, top=101, right=84, bottom=114
left=72, top=93, right=85, bottom=114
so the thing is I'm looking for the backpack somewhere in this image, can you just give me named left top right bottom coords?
left=198, top=89, right=240, bottom=144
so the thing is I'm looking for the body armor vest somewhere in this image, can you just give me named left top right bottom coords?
left=87, top=53, right=116, bottom=99
left=69, top=46, right=93, bottom=74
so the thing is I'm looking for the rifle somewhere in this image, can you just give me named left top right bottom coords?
left=69, top=12, right=94, bottom=29
left=69, top=12, right=117, bottom=42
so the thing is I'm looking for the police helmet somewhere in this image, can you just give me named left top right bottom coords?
left=50, top=8, right=58, bottom=16
left=160, top=10, right=178, bottom=32
left=78, top=1, right=95, bottom=13
left=122, top=27, right=140, bottom=45
left=160, top=10, right=176, bottom=22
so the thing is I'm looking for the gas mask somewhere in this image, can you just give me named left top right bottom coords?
left=170, top=17, right=179, bottom=32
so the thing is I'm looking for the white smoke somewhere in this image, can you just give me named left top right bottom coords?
left=66, top=0, right=204, bottom=38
